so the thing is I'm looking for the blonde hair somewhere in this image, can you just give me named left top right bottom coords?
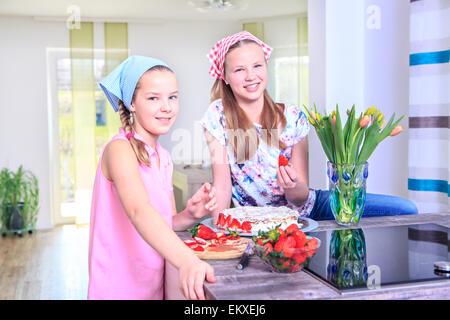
left=210, top=40, right=287, bottom=163
left=118, top=65, right=173, bottom=167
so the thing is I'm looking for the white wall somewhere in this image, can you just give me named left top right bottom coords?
left=363, top=0, right=410, bottom=197
left=0, top=16, right=69, bottom=230
left=308, top=0, right=411, bottom=199
left=308, top=0, right=328, bottom=190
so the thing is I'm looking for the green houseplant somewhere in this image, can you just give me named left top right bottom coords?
left=0, top=166, right=39, bottom=237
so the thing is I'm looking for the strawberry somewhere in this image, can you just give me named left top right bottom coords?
left=263, top=242, right=273, bottom=255
left=192, top=245, right=205, bottom=252
left=277, top=258, right=292, bottom=269
left=193, top=237, right=207, bottom=245
left=216, top=213, right=225, bottom=227
left=293, top=252, right=307, bottom=264
left=293, top=230, right=307, bottom=248
left=282, top=258, right=292, bottom=268
left=278, top=232, right=287, bottom=244
left=285, top=223, right=299, bottom=235
left=274, top=237, right=286, bottom=253
left=228, top=218, right=241, bottom=230
left=306, top=238, right=318, bottom=250
left=188, top=223, right=217, bottom=240
left=183, top=240, right=197, bottom=247
left=216, top=232, right=226, bottom=239
left=282, top=236, right=297, bottom=258
left=223, top=215, right=231, bottom=228
left=277, top=228, right=286, bottom=238
left=305, top=238, right=318, bottom=257
left=274, top=235, right=296, bottom=258
left=278, top=154, right=289, bottom=167
left=241, top=221, right=252, bottom=232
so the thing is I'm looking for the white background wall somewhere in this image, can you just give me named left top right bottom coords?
left=363, top=0, right=410, bottom=198
left=308, top=0, right=411, bottom=200
left=0, top=16, right=69, bottom=229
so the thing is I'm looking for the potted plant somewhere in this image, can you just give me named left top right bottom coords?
left=0, top=166, right=39, bottom=237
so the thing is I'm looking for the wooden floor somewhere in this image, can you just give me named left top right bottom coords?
left=0, top=224, right=89, bottom=300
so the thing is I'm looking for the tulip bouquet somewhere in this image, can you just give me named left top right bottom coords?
left=303, top=104, right=404, bottom=225
left=304, top=104, right=404, bottom=165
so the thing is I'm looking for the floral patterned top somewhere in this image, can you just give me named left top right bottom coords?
left=200, top=99, right=316, bottom=217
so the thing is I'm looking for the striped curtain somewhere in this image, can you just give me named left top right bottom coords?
left=104, top=23, right=128, bottom=140
left=243, top=22, right=264, bottom=39
left=69, top=22, right=96, bottom=225
left=66, top=22, right=128, bottom=224
left=94, top=23, right=128, bottom=167
left=69, top=22, right=96, bottom=195
left=408, top=0, right=449, bottom=214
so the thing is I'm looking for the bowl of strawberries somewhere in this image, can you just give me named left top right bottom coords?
left=252, top=223, right=320, bottom=273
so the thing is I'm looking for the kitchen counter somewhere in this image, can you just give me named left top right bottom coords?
left=167, top=212, right=450, bottom=300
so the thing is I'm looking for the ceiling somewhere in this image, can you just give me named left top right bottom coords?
left=0, top=0, right=308, bottom=22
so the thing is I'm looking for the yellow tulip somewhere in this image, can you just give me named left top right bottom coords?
left=365, top=106, right=376, bottom=116
left=380, top=119, right=386, bottom=130
left=317, top=113, right=322, bottom=122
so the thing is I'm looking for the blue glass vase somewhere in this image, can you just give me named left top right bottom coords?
left=327, top=162, right=368, bottom=226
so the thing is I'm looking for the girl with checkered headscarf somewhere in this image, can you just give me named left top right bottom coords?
left=201, top=31, right=314, bottom=217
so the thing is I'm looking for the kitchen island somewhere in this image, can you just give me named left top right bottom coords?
left=167, top=212, right=450, bottom=300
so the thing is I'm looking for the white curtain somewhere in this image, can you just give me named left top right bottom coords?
left=408, top=0, right=450, bottom=213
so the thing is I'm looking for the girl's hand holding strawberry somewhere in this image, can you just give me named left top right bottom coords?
left=276, top=153, right=309, bottom=208
left=186, top=183, right=217, bottom=219
left=276, top=164, right=299, bottom=191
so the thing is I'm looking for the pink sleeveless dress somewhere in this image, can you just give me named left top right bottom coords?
left=88, top=128, right=174, bottom=300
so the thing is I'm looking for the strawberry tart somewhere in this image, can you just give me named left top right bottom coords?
left=215, top=206, right=299, bottom=233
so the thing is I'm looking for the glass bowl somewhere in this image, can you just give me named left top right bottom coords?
left=253, top=237, right=321, bottom=273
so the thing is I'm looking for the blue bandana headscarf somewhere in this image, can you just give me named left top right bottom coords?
left=99, top=55, right=170, bottom=112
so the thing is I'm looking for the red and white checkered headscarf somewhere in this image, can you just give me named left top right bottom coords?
left=207, top=31, right=273, bottom=81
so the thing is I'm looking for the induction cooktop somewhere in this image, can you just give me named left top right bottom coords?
left=304, top=223, right=450, bottom=294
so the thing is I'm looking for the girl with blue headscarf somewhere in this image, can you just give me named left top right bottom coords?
left=88, top=56, right=216, bottom=300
